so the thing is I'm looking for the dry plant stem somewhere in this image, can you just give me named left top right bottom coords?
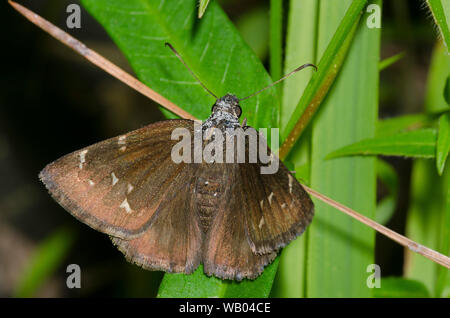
left=11, top=1, right=449, bottom=269
left=8, top=0, right=197, bottom=121
left=302, top=184, right=450, bottom=269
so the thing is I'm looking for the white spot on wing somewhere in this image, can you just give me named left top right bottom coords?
left=88, top=180, right=95, bottom=186
left=127, top=183, right=134, bottom=194
left=120, top=198, right=133, bottom=214
left=288, top=174, right=294, bottom=194
left=79, top=150, right=88, bottom=169
left=111, top=172, right=118, bottom=186
left=281, top=203, right=287, bottom=209
left=268, top=192, right=274, bottom=205
left=258, top=216, right=265, bottom=229
left=118, top=135, right=126, bottom=145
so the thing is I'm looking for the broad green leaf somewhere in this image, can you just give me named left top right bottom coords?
left=14, top=228, right=75, bottom=297
left=271, top=0, right=318, bottom=298
left=426, top=0, right=450, bottom=54
left=198, top=0, right=210, bottom=18
left=379, top=51, right=405, bottom=71
left=307, top=0, right=379, bottom=297
left=81, top=0, right=279, bottom=130
left=374, top=277, right=430, bottom=298
left=158, top=260, right=278, bottom=298
left=326, top=129, right=437, bottom=159
left=376, top=114, right=432, bottom=137
left=376, top=159, right=398, bottom=225
left=436, top=113, right=450, bottom=175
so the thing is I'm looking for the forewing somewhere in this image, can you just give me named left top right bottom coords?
left=203, top=164, right=277, bottom=281
left=111, top=163, right=203, bottom=274
left=39, top=119, right=194, bottom=239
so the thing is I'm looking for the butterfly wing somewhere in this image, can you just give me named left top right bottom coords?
left=111, top=162, right=203, bottom=274
left=202, top=128, right=313, bottom=280
left=39, top=119, right=196, bottom=239
left=202, top=164, right=277, bottom=281
left=241, top=158, right=314, bottom=255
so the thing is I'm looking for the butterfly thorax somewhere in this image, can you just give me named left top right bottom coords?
left=202, top=94, right=242, bottom=132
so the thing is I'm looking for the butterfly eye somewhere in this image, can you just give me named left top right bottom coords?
left=211, top=104, right=218, bottom=113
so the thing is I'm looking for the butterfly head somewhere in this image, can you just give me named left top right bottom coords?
left=211, top=94, right=242, bottom=119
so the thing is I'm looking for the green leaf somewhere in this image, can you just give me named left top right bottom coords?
left=376, top=114, right=432, bottom=137
left=379, top=51, right=405, bottom=71
left=279, top=0, right=367, bottom=158
left=327, top=129, right=437, bottom=159
left=426, top=0, right=450, bottom=54
left=14, top=228, right=75, bottom=297
left=198, top=0, right=210, bottom=18
left=376, top=159, right=398, bottom=225
left=425, top=42, right=450, bottom=113
left=307, top=0, right=379, bottom=297
left=271, top=0, right=318, bottom=298
left=158, top=260, right=278, bottom=298
left=269, top=0, right=283, bottom=85
left=81, top=0, right=279, bottom=130
left=280, top=0, right=318, bottom=130
left=436, top=113, right=450, bottom=175
left=81, top=0, right=280, bottom=298
left=405, top=42, right=450, bottom=298
left=374, top=277, right=430, bottom=298
left=445, top=75, right=450, bottom=105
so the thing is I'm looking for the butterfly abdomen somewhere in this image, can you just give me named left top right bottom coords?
left=194, top=174, right=224, bottom=233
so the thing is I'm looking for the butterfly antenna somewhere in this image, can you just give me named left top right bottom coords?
left=165, top=42, right=217, bottom=99
left=239, top=63, right=317, bottom=101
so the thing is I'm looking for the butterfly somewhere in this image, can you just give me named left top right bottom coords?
left=39, top=44, right=315, bottom=281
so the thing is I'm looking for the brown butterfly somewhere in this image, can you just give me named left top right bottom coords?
left=39, top=43, right=316, bottom=281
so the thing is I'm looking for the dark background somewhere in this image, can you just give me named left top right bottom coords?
left=0, top=0, right=437, bottom=296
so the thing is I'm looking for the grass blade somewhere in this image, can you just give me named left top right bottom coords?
left=425, top=42, right=450, bottom=112
left=426, top=0, right=450, bottom=54
left=270, top=0, right=283, bottom=86
left=271, top=0, right=318, bottom=298
left=327, top=128, right=437, bottom=159
left=14, top=228, right=75, bottom=297
left=307, top=0, right=380, bottom=297
left=379, top=51, right=406, bottom=71
left=279, top=0, right=368, bottom=159
left=376, top=114, right=432, bottom=137
left=405, top=41, right=450, bottom=297
left=376, top=159, right=398, bottom=225
left=436, top=113, right=450, bottom=175
left=198, top=0, right=210, bottom=18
